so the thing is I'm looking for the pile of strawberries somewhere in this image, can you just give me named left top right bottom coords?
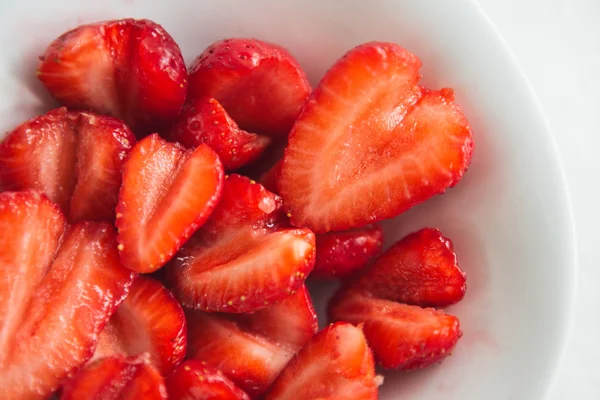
left=0, top=18, right=473, bottom=400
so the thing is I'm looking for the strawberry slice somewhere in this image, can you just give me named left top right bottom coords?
left=92, top=276, right=186, bottom=374
left=166, top=360, right=250, bottom=400
left=328, top=291, right=462, bottom=370
left=116, top=134, right=224, bottom=273
left=38, top=19, right=187, bottom=137
left=265, top=322, right=379, bottom=400
left=346, top=228, right=466, bottom=307
left=165, top=174, right=314, bottom=313
left=312, top=225, right=383, bottom=279
left=60, top=355, right=167, bottom=400
left=279, top=42, right=474, bottom=233
left=168, top=96, right=271, bottom=170
left=186, top=287, right=318, bottom=398
left=0, top=108, right=135, bottom=222
left=188, top=38, right=311, bottom=138
left=0, top=192, right=135, bottom=399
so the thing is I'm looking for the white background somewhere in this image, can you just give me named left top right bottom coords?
left=479, top=0, right=599, bottom=398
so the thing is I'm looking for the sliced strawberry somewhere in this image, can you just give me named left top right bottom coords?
left=186, top=288, right=316, bottom=398
left=186, top=310, right=295, bottom=399
left=166, top=360, right=250, bottom=400
left=60, top=355, right=167, bottom=400
left=165, top=174, right=314, bottom=313
left=188, top=38, right=310, bottom=138
left=116, top=134, right=224, bottom=273
left=258, top=160, right=282, bottom=194
left=279, top=42, right=474, bottom=233
left=329, top=291, right=461, bottom=370
left=0, top=108, right=135, bottom=222
left=265, top=322, right=379, bottom=400
left=0, top=192, right=135, bottom=399
left=38, top=19, right=187, bottom=137
left=168, top=96, right=271, bottom=170
left=346, top=228, right=466, bottom=307
left=92, top=276, right=186, bottom=374
left=237, top=285, right=318, bottom=349
left=312, top=225, right=383, bottom=280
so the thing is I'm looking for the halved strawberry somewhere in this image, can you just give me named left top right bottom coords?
left=0, top=192, right=135, bottom=399
left=312, top=225, right=383, bottom=279
left=188, top=38, right=311, bottom=138
left=186, top=287, right=317, bottom=398
left=116, top=134, right=224, bottom=273
left=166, top=360, right=250, bottom=400
left=0, top=108, right=135, bottom=222
left=168, top=96, right=271, bottom=170
left=92, top=276, right=186, bottom=374
left=38, top=19, right=187, bottom=137
left=265, top=322, right=379, bottom=400
left=347, top=228, right=466, bottom=307
left=165, top=174, right=314, bottom=313
left=60, top=355, right=167, bottom=400
left=279, top=42, right=474, bottom=233
left=328, top=291, right=461, bottom=370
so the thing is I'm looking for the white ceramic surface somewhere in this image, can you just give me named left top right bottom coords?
left=0, top=1, right=577, bottom=399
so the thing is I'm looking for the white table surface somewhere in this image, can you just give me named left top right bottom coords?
left=478, top=1, right=599, bottom=398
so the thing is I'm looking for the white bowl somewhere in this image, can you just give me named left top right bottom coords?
left=0, top=1, right=576, bottom=399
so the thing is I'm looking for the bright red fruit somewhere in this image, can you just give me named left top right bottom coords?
left=38, top=19, right=187, bottom=137
left=165, top=174, right=314, bottom=313
left=166, top=360, right=250, bottom=400
left=116, top=134, right=224, bottom=273
left=188, top=38, right=311, bottom=138
left=168, top=96, right=271, bottom=170
left=279, top=42, right=474, bottom=233
left=60, top=355, right=167, bottom=400
left=0, top=108, right=135, bottom=222
left=265, top=322, right=379, bottom=400
left=348, top=228, right=466, bottom=307
left=329, top=291, right=462, bottom=370
left=312, top=225, right=383, bottom=279
left=186, top=286, right=318, bottom=398
left=258, top=160, right=282, bottom=194
left=92, top=276, right=186, bottom=374
left=0, top=191, right=135, bottom=400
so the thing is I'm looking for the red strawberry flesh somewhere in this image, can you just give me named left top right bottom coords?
left=93, top=276, right=187, bottom=374
left=116, top=134, right=224, bottom=273
left=329, top=291, right=462, bottom=370
left=168, top=96, right=271, bottom=170
left=38, top=19, right=187, bottom=137
left=279, top=42, right=473, bottom=233
left=166, top=360, right=250, bottom=400
left=188, top=38, right=310, bottom=138
left=60, top=355, right=167, bottom=400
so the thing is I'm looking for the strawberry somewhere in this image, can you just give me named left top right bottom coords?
left=346, top=228, right=466, bottom=307
left=168, top=96, right=271, bottom=170
left=265, top=322, right=379, bottom=400
left=165, top=174, right=314, bottom=313
left=60, top=355, right=167, bottom=400
left=188, top=38, right=311, bottom=138
left=312, top=225, right=383, bottom=279
left=185, top=286, right=317, bottom=398
left=0, top=108, right=135, bottom=222
left=92, top=276, right=186, bottom=374
left=0, top=191, right=135, bottom=399
left=278, top=42, right=474, bottom=233
left=116, top=134, right=224, bottom=273
left=166, top=360, right=250, bottom=400
left=38, top=19, right=187, bottom=137
left=328, top=291, right=461, bottom=370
